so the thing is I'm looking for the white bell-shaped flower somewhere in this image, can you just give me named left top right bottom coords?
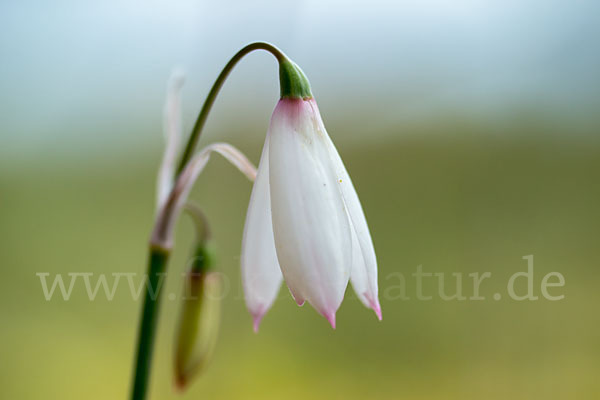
left=242, top=97, right=380, bottom=330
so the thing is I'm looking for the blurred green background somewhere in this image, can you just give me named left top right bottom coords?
left=1, top=1, right=600, bottom=399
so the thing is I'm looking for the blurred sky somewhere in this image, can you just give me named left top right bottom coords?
left=1, top=0, right=599, bottom=157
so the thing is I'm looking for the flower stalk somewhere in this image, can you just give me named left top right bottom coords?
left=130, top=247, right=169, bottom=400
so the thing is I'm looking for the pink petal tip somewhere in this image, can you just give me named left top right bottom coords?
left=323, top=310, right=336, bottom=329
left=365, top=293, right=382, bottom=321
left=291, top=292, right=305, bottom=307
left=251, top=310, right=265, bottom=333
left=373, top=305, right=382, bottom=321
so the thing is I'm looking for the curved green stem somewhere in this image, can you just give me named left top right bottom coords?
left=175, top=42, right=285, bottom=175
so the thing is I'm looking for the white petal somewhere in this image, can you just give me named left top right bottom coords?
left=349, top=219, right=381, bottom=319
left=318, top=112, right=381, bottom=320
left=241, top=135, right=282, bottom=332
left=268, top=99, right=352, bottom=327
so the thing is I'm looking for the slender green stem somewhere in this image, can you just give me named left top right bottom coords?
left=175, top=42, right=285, bottom=175
left=130, top=248, right=170, bottom=400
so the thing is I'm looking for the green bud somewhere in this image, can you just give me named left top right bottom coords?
left=174, top=270, right=221, bottom=390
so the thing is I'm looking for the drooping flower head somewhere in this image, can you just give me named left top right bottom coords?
left=132, top=46, right=380, bottom=400
left=242, top=60, right=381, bottom=330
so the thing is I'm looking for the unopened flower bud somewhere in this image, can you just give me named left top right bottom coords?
left=174, top=266, right=221, bottom=390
